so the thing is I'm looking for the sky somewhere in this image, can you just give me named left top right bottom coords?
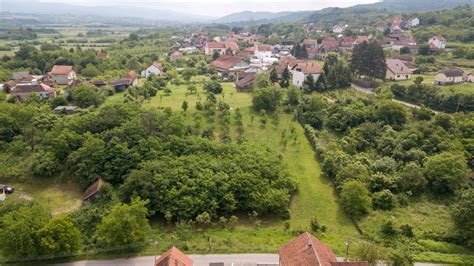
left=40, top=0, right=381, bottom=17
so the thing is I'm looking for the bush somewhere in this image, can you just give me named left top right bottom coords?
left=380, top=220, right=398, bottom=238
left=30, top=151, right=61, bottom=178
left=372, top=189, right=396, bottom=210
left=252, top=87, right=282, bottom=112
left=204, top=80, right=223, bottom=94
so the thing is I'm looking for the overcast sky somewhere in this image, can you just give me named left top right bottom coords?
left=40, top=0, right=380, bottom=17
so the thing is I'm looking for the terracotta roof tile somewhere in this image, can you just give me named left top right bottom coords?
left=155, top=246, right=193, bottom=266
left=279, top=232, right=336, bottom=266
left=51, top=65, right=74, bottom=75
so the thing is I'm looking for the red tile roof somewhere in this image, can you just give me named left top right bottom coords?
left=51, top=65, right=74, bottom=75
left=331, top=262, right=369, bottom=266
left=210, top=55, right=244, bottom=71
left=293, top=62, right=322, bottom=74
left=124, top=71, right=138, bottom=80
left=303, top=39, right=318, bottom=46
left=257, top=45, right=272, bottom=52
left=83, top=177, right=104, bottom=201
left=155, top=246, right=193, bottom=266
left=354, top=36, right=369, bottom=45
left=279, top=232, right=336, bottom=266
left=206, top=41, right=239, bottom=51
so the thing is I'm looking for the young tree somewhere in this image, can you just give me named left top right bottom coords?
left=204, top=80, right=223, bottom=94
left=254, top=72, right=272, bottom=89
left=38, top=216, right=82, bottom=256
left=181, top=100, right=189, bottom=112
left=212, top=50, right=220, bottom=60
left=340, top=180, right=372, bottom=218
left=94, top=198, right=150, bottom=251
left=252, top=87, right=282, bottom=112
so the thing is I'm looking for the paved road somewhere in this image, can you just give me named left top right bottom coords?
left=351, top=84, right=440, bottom=114
left=53, top=254, right=279, bottom=266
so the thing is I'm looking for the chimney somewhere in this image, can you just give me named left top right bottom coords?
left=308, top=240, right=313, bottom=247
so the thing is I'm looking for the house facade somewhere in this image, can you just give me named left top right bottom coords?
left=428, top=36, right=446, bottom=49
left=11, top=83, right=57, bottom=100
left=204, top=41, right=239, bottom=56
left=291, top=62, right=322, bottom=88
left=254, top=45, right=273, bottom=59
left=210, top=55, right=249, bottom=77
left=332, top=24, right=346, bottom=33
left=435, top=68, right=465, bottom=85
left=49, top=65, right=76, bottom=85
left=141, top=62, right=163, bottom=78
left=386, top=59, right=412, bottom=81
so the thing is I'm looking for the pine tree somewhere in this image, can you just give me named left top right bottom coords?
left=301, top=44, right=308, bottom=59
left=280, top=67, right=291, bottom=88
left=270, top=68, right=279, bottom=84
left=316, top=73, right=328, bottom=92
left=303, top=74, right=316, bottom=93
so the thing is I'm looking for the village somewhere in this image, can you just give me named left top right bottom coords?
left=0, top=1, right=473, bottom=265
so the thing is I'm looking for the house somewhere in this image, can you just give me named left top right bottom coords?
left=391, top=16, right=403, bottom=32
left=154, top=246, right=193, bottom=266
left=303, top=39, right=318, bottom=49
left=332, top=24, right=346, bottom=34
left=243, top=47, right=256, bottom=58
left=338, top=36, right=355, bottom=51
left=49, top=65, right=76, bottom=85
left=279, top=232, right=368, bottom=266
left=467, top=73, right=474, bottom=83
left=110, top=79, right=134, bottom=91
left=170, top=51, right=183, bottom=62
left=210, top=55, right=249, bottom=76
left=428, top=36, right=446, bottom=50
left=392, top=37, right=419, bottom=53
left=235, top=73, right=256, bottom=92
left=375, top=23, right=387, bottom=32
left=307, top=47, right=319, bottom=60
left=54, top=106, right=79, bottom=114
left=321, top=37, right=339, bottom=52
left=91, top=80, right=107, bottom=87
left=11, top=83, right=57, bottom=100
left=254, top=45, right=273, bottom=59
left=353, top=36, right=369, bottom=46
left=141, top=62, right=164, bottom=78
left=123, top=71, right=139, bottom=87
left=0, top=184, right=5, bottom=202
left=291, top=62, right=322, bottom=88
left=392, top=55, right=414, bottom=66
left=11, top=71, right=32, bottom=82
left=204, top=41, right=239, bottom=56
left=435, top=68, right=465, bottom=85
left=386, top=59, right=412, bottom=81
left=83, top=177, right=105, bottom=203
left=405, top=17, right=420, bottom=28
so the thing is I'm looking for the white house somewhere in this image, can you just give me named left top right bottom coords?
left=386, top=59, right=412, bottom=81
left=254, top=45, right=273, bottom=59
left=405, top=17, right=420, bottom=28
left=428, top=36, right=446, bottom=49
left=332, top=24, right=346, bottom=34
left=291, top=62, right=322, bottom=88
left=10, top=83, right=57, bottom=101
left=141, top=62, right=163, bottom=78
left=435, top=68, right=465, bottom=85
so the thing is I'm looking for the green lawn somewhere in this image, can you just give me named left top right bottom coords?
left=379, top=74, right=474, bottom=95
left=116, top=82, right=360, bottom=255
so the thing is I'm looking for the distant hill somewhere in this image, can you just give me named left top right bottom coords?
left=354, top=0, right=474, bottom=12
left=0, top=0, right=212, bottom=23
left=212, top=11, right=313, bottom=25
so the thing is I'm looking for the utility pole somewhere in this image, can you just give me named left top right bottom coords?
left=345, top=241, right=350, bottom=262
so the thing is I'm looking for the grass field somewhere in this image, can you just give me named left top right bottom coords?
left=102, top=81, right=359, bottom=256
left=379, top=74, right=474, bottom=95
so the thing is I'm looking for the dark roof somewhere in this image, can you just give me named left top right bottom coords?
left=12, top=83, right=55, bottom=93
left=386, top=59, right=412, bottom=75
left=441, top=68, right=465, bottom=77
left=110, top=79, right=132, bottom=86
left=155, top=246, right=193, bottom=266
left=83, top=177, right=104, bottom=201
left=91, top=80, right=107, bottom=86
left=12, top=72, right=31, bottom=81
left=236, top=73, right=256, bottom=89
